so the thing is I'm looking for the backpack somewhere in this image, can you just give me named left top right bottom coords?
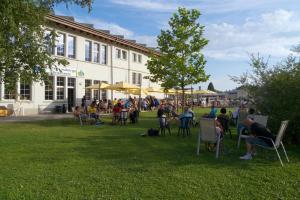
left=147, top=128, right=159, bottom=136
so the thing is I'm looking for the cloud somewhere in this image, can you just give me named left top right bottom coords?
left=109, top=0, right=299, bottom=14
left=203, top=9, right=300, bottom=60
left=74, top=16, right=157, bottom=47
left=110, top=0, right=178, bottom=12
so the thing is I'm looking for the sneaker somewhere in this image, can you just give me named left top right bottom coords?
left=240, top=154, right=252, bottom=160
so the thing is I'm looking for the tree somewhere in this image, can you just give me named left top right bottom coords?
left=0, top=0, right=92, bottom=87
left=146, top=7, right=209, bottom=107
left=207, top=82, right=215, bottom=91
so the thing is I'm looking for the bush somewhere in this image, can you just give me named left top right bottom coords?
left=233, top=54, right=300, bottom=144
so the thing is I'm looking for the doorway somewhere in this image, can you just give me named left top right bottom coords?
left=68, top=88, right=75, bottom=112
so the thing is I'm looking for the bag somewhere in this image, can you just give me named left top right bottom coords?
left=147, top=128, right=159, bottom=136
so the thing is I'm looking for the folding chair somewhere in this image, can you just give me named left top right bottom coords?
left=178, top=117, right=193, bottom=137
left=237, top=115, right=268, bottom=148
left=158, top=115, right=171, bottom=136
left=197, top=118, right=222, bottom=159
left=254, top=120, right=289, bottom=166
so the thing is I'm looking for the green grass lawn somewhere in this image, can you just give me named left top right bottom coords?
left=0, top=108, right=299, bottom=199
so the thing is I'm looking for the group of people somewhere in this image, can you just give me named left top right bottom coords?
left=74, top=95, right=140, bottom=125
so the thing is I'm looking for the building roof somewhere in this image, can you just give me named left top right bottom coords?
left=46, top=15, right=160, bottom=55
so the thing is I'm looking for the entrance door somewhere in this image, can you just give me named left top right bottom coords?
left=68, top=88, right=75, bottom=112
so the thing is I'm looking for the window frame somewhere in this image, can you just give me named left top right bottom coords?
left=67, top=35, right=76, bottom=59
left=45, top=76, right=54, bottom=100
left=100, top=45, right=108, bottom=65
left=56, top=32, right=66, bottom=56
left=93, top=43, right=100, bottom=63
left=20, top=80, right=31, bottom=100
left=56, top=77, right=65, bottom=100
left=85, top=40, right=92, bottom=62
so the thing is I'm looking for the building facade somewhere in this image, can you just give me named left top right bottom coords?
left=0, top=15, right=161, bottom=115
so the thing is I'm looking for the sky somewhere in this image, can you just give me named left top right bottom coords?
left=55, top=0, right=300, bottom=91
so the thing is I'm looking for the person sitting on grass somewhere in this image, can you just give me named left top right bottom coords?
left=240, top=118, right=276, bottom=160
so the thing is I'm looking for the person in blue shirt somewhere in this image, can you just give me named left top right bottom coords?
left=209, top=104, right=218, bottom=118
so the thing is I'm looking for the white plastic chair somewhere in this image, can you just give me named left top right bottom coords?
left=197, top=118, right=222, bottom=159
left=255, top=120, right=289, bottom=166
left=237, top=115, right=268, bottom=148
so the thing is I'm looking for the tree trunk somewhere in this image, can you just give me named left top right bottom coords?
left=181, top=86, right=185, bottom=111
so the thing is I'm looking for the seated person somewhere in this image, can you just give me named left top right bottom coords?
left=240, top=118, right=276, bottom=160
left=217, top=107, right=230, bottom=133
left=208, top=104, right=218, bottom=118
left=88, top=101, right=100, bottom=121
left=112, top=103, right=122, bottom=124
left=73, top=105, right=88, bottom=119
left=157, top=105, right=165, bottom=118
left=179, top=107, right=193, bottom=119
left=129, top=106, right=138, bottom=123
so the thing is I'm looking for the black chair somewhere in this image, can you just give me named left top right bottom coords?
left=178, top=117, right=193, bottom=137
left=159, top=116, right=171, bottom=136
left=217, top=115, right=232, bottom=138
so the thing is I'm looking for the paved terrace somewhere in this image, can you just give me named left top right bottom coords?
left=0, top=114, right=75, bottom=123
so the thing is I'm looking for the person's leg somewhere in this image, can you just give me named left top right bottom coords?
left=240, top=137, right=254, bottom=160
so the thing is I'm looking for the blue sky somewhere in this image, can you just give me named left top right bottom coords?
left=55, top=0, right=300, bottom=91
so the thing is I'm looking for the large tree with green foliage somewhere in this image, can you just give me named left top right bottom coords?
left=231, top=54, right=300, bottom=144
left=0, top=0, right=92, bottom=88
left=147, top=7, right=209, bottom=106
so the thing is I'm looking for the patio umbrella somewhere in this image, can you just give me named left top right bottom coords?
left=193, top=90, right=217, bottom=95
left=146, top=87, right=165, bottom=93
left=125, top=88, right=149, bottom=96
left=86, top=82, right=110, bottom=89
left=106, top=81, right=140, bottom=91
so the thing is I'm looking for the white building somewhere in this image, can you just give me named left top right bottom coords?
left=0, top=15, right=161, bottom=115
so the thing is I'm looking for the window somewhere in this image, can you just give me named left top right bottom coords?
left=56, top=77, right=65, bottom=100
left=67, top=36, right=76, bottom=58
left=137, top=73, right=142, bottom=85
left=4, top=82, right=16, bottom=99
left=45, top=76, right=53, bottom=100
left=85, top=79, right=92, bottom=100
left=68, top=78, right=75, bottom=87
left=20, top=80, right=31, bottom=100
left=56, top=33, right=65, bottom=56
left=132, top=72, right=136, bottom=84
left=122, top=50, right=127, bottom=60
left=138, top=55, right=142, bottom=63
left=101, top=81, right=108, bottom=100
left=44, top=30, right=54, bottom=55
left=93, top=43, right=100, bottom=63
left=133, top=53, right=137, bottom=62
left=116, top=48, right=121, bottom=59
left=85, top=40, right=92, bottom=61
left=93, top=80, right=100, bottom=100
left=100, top=45, right=107, bottom=64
